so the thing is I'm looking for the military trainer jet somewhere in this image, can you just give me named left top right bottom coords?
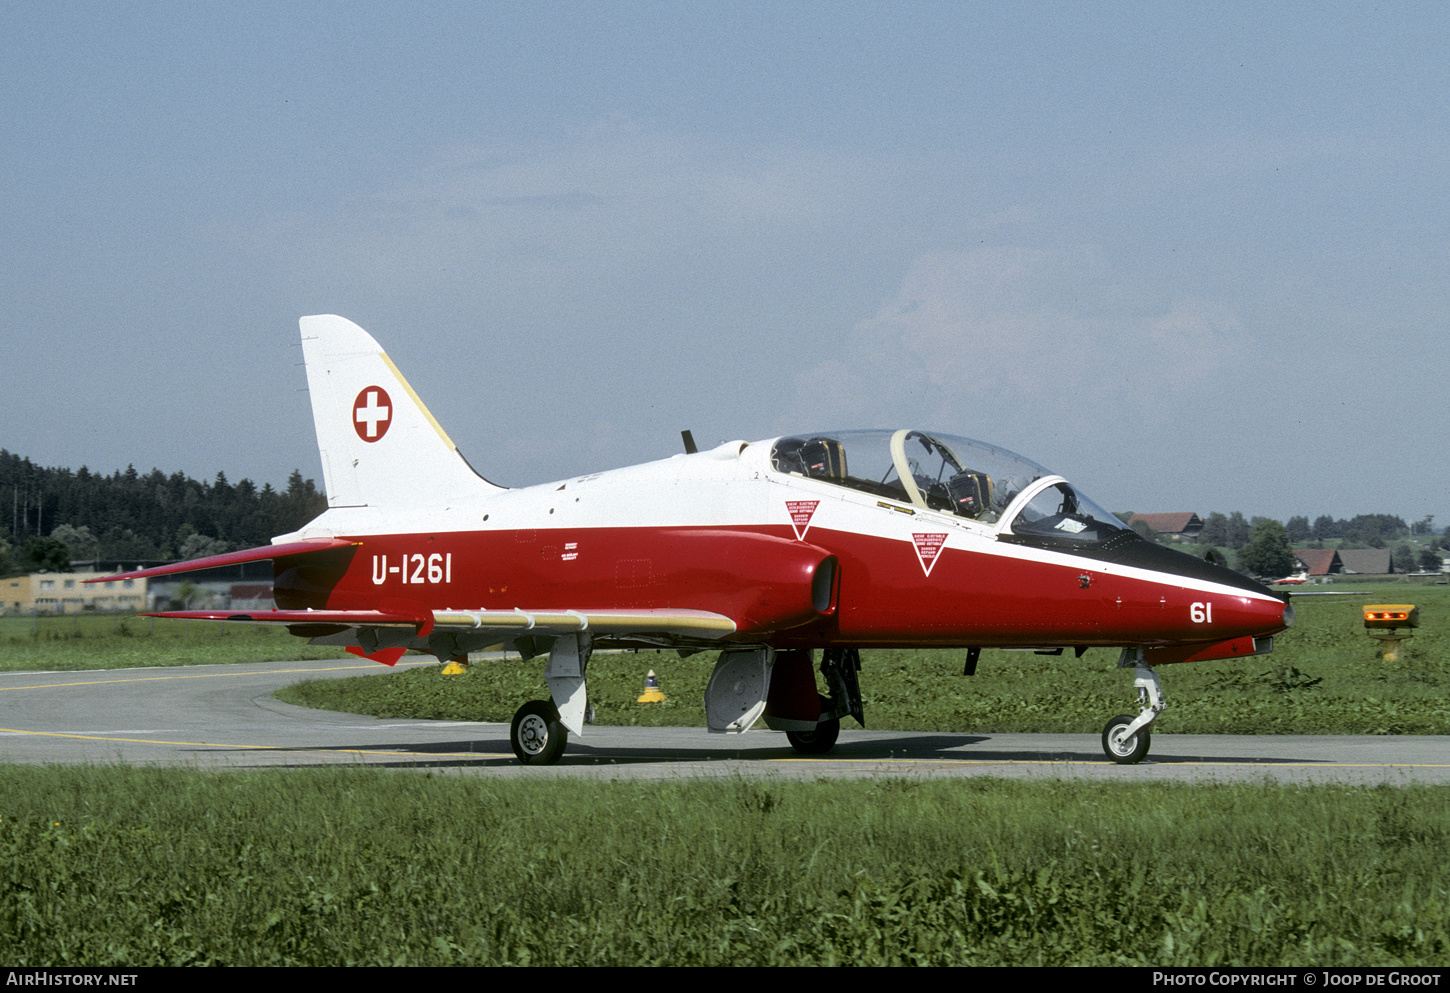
left=94, top=316, right=1294, bottom=765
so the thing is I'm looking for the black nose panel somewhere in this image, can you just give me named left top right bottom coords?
left=1000, top=528, right=1283, bottom=600
left=1103, top=534, right=1282, bottom=599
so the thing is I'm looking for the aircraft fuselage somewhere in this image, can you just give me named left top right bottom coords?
left=280, top=438, right=1289, bottom=657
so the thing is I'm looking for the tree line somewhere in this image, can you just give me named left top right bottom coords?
left=1124, top=509, right=1446, bottom=580
left=1, top=449, right=327, bottom=576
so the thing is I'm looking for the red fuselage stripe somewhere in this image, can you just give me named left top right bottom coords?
left=277, top=524, right=1286, bottom=649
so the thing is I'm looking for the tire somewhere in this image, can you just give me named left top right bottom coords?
left=1101, top=713, right=1151, bottom=764
left=786, top=697, right=841, bottom=755
left=511, top=700, right=568, bottom=765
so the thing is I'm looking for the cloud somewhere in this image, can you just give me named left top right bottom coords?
left=790, top=247, right=1249, bottom=433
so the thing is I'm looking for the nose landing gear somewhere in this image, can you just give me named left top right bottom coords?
left=1102, top=651, right=1163, bottom=764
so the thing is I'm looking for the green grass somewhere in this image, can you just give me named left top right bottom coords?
left=5, top=589, right=1448, bottom=966
left=0, top=614, right=351, bottom=670
left=278, top=584, right=1450, bottom=735
left=1, top=767, right=1446, bottom=966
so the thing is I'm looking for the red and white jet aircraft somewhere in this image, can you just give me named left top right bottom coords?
left=95, top=315, right=1294, bottom=765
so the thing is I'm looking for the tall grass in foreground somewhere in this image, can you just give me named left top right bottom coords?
left=1, top=767, right=1446, bottom=966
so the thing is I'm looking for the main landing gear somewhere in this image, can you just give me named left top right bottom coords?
left=785, top=696, right=841, bottom=755
left=508, top=632, right=591, bottom=766
left=511, top=699, right=567, bottom=764
left=758, top=647, right=864, bottom=756
left=1101, top=650, right=1164, bottom=764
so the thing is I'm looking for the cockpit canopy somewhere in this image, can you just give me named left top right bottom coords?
left=770, top=429, right=1132, bottom=546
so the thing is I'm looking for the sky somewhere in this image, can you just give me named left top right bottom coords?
left=3, top=1, right=1447, bottom=527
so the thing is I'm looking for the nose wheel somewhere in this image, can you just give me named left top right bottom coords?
left=1102, top=714, right=1151, bottom=764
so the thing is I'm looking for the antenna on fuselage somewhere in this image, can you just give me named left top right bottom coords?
left=681, top=430, right=698, bottom=454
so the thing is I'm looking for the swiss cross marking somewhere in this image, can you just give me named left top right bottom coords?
left=786, top=500, right=820, bottom=540
left=912, top=533, right=948, bottom=577
left=353, top=387, right=393, bottom=442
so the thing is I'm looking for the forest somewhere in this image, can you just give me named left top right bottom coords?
left=1, top=449, right=327, bottom=576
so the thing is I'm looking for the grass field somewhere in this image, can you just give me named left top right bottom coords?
left=0, top=613, right=351, bottom=671
left=1, top=767, right=1446, bottom=966
left=277, top=584, right=1450, bottom=736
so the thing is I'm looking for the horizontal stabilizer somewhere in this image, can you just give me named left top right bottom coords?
left=86, top=538, right=358, bottom=583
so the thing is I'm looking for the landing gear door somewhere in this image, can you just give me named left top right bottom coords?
left=705, top=647, right=775, bottom=733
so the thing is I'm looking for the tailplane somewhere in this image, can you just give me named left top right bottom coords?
left=300, top=315, right=503, bottom=508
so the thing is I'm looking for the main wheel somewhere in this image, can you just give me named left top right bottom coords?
left=511, top=700, right=568, bottom=765
left=786, top=697, right=841, bottom=755
left=1101, top=714, right=1151, bottom=764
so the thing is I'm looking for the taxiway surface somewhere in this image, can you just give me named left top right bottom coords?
left=2, top=659, right=1447, bottom=783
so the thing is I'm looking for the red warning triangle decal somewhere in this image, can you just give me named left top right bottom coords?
left=786, top=500, right=819, bottom=540
left=913, top=533, right=948, bottom=577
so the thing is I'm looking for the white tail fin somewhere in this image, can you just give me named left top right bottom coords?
left=300, top=315, right=503, bottom=508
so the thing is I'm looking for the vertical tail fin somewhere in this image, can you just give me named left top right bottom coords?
left=299, top=315, right=503, bottom=508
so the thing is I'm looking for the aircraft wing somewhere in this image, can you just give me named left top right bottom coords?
left=143, top=605, right=738, bottom=666
left=147, top=606, right=737, bottom=638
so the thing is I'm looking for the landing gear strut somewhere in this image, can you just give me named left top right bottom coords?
left=1101, top=650, right=1164, bottom=764
left=820, top=647, right=865, bottom=729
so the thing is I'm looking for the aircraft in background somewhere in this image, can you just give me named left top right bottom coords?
left=94, top=316, right=1293, bottom=765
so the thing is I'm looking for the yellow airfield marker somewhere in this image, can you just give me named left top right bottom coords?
left=637, top=670, right=666, bottom=703
left=1364, top=604, right=1419, bottom=662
